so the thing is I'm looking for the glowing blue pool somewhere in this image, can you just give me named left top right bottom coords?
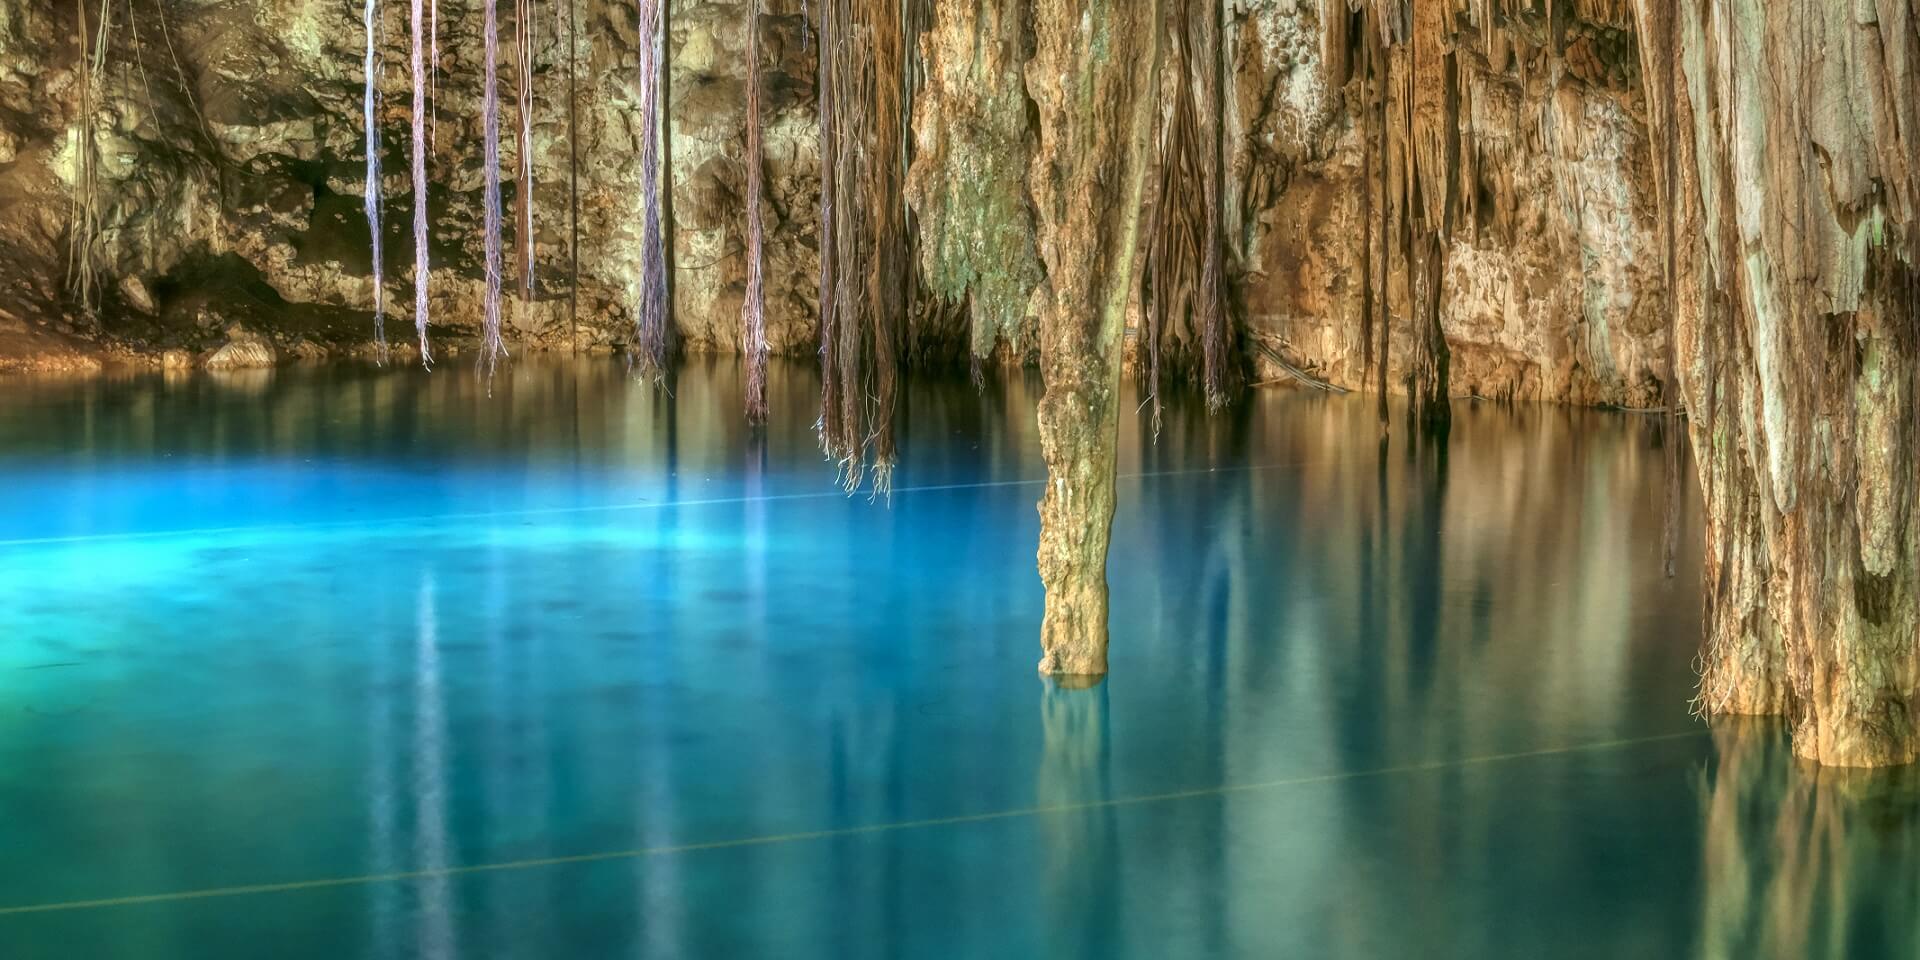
left=0, top=358, right=1911, bottom=958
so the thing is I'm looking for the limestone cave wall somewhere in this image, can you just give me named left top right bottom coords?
left=3, top=0, right=1673, bottom=409
left=0, top=0, right=822, bottom=370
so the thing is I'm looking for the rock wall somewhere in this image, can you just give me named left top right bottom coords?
left=1231, top=1, right=1667, bottom=408
left=2, top=0, right=1675, bottom=408
left=0, top=0, right=822, bottom=370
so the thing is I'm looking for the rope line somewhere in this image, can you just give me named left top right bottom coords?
left=0, top=730, right=1705, bottom=917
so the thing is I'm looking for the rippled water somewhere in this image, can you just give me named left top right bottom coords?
left=0, top=358, right=1913, bottom=958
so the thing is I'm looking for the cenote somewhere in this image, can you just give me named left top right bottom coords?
left=4, top=0, right=1919, bottom=954
left=0, top=359, right=1910, bottom=958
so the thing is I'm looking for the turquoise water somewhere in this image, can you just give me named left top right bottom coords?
left=0, top=358, right=1913, bottom=958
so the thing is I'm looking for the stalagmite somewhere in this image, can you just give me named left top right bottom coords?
left=364, top=0, right=385, bottom=354
left=1029, top=0, right=1161, bottom=678
left=741, top=0, right=768, bottom=424
left=632, top=0, right=670, bottom=381
left=409, top=0, right=430, bottom=365
left=481, top=0, right=506, bottom=371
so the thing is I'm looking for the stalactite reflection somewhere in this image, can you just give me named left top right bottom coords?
left=411, top=571, right=457, bottom=959
left=1038, top=680, right=1120, bottom=957
left=1696, top=722, right=1920, bottom=959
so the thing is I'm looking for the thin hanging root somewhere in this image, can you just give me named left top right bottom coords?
left=152, top=0, right=218, bottom=176
left=516, top=0, right=536, bottom=302
left=68, top=0, right=113, bottom=314
left=566, top=0, right=579, bottom=346
left=410, top=0, right=432, bottom=367
left=742, top=0, right=768, bottom=424
left=1140, top=0, right=1232, bottom=429
left=429, top=0, right=439, bottom=151
left=481, top=0, right=506, bottom=374
left=814, top=0, right=915, bottom=491
left=1196, top=0, right=1228, bottom=411
left=632, top=0, right=670, bottom=382
left=364, top=0, right=386, bottom=359
left=124, top=0, right=159, bottom=150
left=865, top=458, right=894, bottom=503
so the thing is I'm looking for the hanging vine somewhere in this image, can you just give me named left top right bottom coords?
left=632, top=0, right=672, bottom=381
left=363, top=0, right=386, bottom=358
left=816, top=0, right=916, bottom=493
left=741, top=0, right=769, bottom=424
left=67, top=0, right=110, bottom=315
left=409, top=0, right=432, bottom=365
left=481, top=0, right=508, bottom=373
left=567, top=0, right=579, bottom=345
left=515, top=0, right=537, bottom=308
left=1140, top=0, right=1233, bottom=431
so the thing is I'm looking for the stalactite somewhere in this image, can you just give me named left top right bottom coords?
left=1374, top=17, right=1389, bottom=433
left=409, top=0, right=431, bottom=366
left=364, top=0, right=386, bottom=357
left=1358, top=26, right=1375, bottom=397
left=1647, top=0, right=1678, bottom=577
left=1389, top=0, right=1454, bottom=435
left=741, top=0, right=769, bottom=424
left=481, top=0, right=507, bottom=372
left=632, top=0, right=671, bottom=382
left=902, top=0, right=1042, bottom=369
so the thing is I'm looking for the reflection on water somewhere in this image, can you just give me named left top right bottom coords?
left=0, top=358, right=1912, bottom=958
left=1699, top=722, right=1920, bottom=959
left=1039, top=682, right=1118, bottom=957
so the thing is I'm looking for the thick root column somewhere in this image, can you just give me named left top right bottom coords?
left=1028, top=0, right=1160, bottom=679
left=1662, top=0, right=1920, bottom=766
left=1035, top=392, right=1120, bottom=678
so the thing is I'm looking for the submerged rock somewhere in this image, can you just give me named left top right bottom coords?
left=203, top=337, right=276, bottom=371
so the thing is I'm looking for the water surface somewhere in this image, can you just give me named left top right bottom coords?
left=0, top=358, right=1912, bottom=958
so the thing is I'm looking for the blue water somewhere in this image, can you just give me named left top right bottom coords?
left=0, top=358, right=1913, bottom=958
